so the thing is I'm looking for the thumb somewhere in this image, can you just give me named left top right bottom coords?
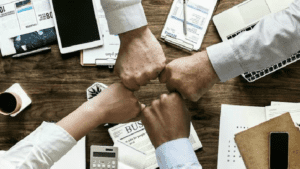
left=159, top=68, right=168, bottom=83
left=141, top=103, right=146, bottom=111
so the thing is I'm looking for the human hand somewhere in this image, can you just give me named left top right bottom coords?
left=115, top=26, right=166, bottom=91
left=84, top=83, right=145, bottom=124
left=159, top=51, right=220, bottom=102
left=141, top=93, right=190, bottom=148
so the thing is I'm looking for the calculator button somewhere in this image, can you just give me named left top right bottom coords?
left=93, top=164, right=97, bottom=167
left=93, top=160, right=97, bottom=163
left=102, top=164, right=106, bottom=168
left=97, top=164, right=101, bottom=167
left=112, top=166, right=116, bottom=169
left=108, top=165, right=111, bottom=168
left=112, top=161, right=116, bottom=164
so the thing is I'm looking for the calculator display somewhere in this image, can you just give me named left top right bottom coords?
left=93, top=152, right=116, bottom=158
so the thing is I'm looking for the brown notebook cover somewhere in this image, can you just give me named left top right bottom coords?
left=234, top=113, right=300, bottom=169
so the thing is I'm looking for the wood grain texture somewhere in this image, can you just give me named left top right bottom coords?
left=1, top=0, right=300, bottom=168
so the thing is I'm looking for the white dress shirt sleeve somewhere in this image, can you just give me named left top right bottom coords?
left=100, top=0, right=148, bottom=35
left=207, top=0, right=300, bottom=82
left=0, top=122, right=77, bottom=169
left=155, top=138, right=202, bottom=169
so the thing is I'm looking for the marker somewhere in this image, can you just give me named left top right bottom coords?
left=12, top=47, right=51, bottom=58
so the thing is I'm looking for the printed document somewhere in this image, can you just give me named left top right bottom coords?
left=81, top=0, right=120, bottom=66
left=0, top=0, right=54, bottom=55
left=161, top=0, right=217, bottom=51
left=266, top=104, right=300, bottom=126
left=109, top=121, right=202, bottom=169
left=0, top=0, right=54, bottom=39
left=218, top=105, right=266, bottom=169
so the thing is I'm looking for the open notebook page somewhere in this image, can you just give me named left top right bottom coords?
left=218, top=104, right=266, bottom=169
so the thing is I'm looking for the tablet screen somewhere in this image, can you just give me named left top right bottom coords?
left=51, top=0, right=100, bottom=48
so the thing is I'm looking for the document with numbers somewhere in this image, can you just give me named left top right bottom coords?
left=0, top=0, right=55, bottom=56
left=160, top=0, right=218, bottom=52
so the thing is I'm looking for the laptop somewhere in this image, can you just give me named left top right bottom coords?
left=213, top=0, right=296, bottom=82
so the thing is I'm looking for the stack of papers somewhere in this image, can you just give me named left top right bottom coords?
left=80, top=0, right=120, bottom=67
left=0, top=0, right=55, bottom=56
left=217, top=102, right=300, bottom=169
left=160, top=0, right=218, bottom=51
left=109, top=121, right=202, bottom=169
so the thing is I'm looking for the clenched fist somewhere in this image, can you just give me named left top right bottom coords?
left=115, top=26, right=166, bottom=91
left=159, top=51, right=220, bottom=102
left=141, top=93, right=190, bottom=148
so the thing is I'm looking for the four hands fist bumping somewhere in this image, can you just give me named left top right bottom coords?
left=160, top=51, right=220, bottom=102
left=141, top=93, right=191, bottom=148
left=115, top=26, right=166, bottom=91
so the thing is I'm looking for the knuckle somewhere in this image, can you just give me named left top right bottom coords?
left=160, top=94, right=168, bottom=102
left=170, top=92, right=180, bottom=100
left=151, top=99, right=160, bottom=107
left=142, top=107, right=152, bottom=118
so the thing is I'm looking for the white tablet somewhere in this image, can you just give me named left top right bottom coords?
left=50, top=0, right=103, bottom=54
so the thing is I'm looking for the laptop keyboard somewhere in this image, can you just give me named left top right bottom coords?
left=227, top=24, right=300, bottom=82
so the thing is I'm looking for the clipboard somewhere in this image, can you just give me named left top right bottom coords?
left=159, top=0, right=220, bottom=53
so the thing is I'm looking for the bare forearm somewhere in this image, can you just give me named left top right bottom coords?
left=56, top=101, right=105, bottom=141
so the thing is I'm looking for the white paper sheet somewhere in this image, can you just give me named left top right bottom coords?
left=161, top=0, right=217, bottom=51
left=51, top=137, right=86, bottom=169
left=218, top=104, right=266, bottom=169
left=114, top=141, right=147, bottom=169
left=270, top=101, right=300, bottom=106
left=265, top=105, right=300, bottom=126
left=81, top=0, right=120, bottom=66
left=0, top=0, right=54, bottom=39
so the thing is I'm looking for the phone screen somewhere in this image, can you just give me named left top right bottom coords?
left=51, top=0, right=100, bottom=48
left=270, top=132, right=289, bottom=169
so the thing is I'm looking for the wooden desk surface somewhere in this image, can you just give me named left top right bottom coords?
left=1, top=0, right=300, bottom=168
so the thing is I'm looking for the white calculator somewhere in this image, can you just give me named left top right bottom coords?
left=90, top=145, right=118, bottom=169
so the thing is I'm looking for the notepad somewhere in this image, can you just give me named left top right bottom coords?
left=160, top=0, right=218, bottom=52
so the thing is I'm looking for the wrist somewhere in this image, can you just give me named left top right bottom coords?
left=79, top=101, right=107, bottom=125
left=119, top=25, right=150, bottom=43
left=198, top=51, right=220, bottom=83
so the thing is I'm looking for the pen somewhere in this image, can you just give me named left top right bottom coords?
left=12, top=47, right=51, bottom=58
left=183, top=0, right=187, bottom=35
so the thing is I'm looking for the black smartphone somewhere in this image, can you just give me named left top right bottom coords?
left=270, top=132, right=289, bottom=169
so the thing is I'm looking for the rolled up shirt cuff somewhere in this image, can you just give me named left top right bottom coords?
left=155, top=138, right=200, bottom=169
left=104, top=3, right=148, bottom=35
left=207, top=41, right=245, bottom=82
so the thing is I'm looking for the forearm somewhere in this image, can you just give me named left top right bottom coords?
left=56, top=101, right=106, bottom=141
left=100, top=0, right=147, bottom=34
left=207, top=0, right=300, bottom=82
